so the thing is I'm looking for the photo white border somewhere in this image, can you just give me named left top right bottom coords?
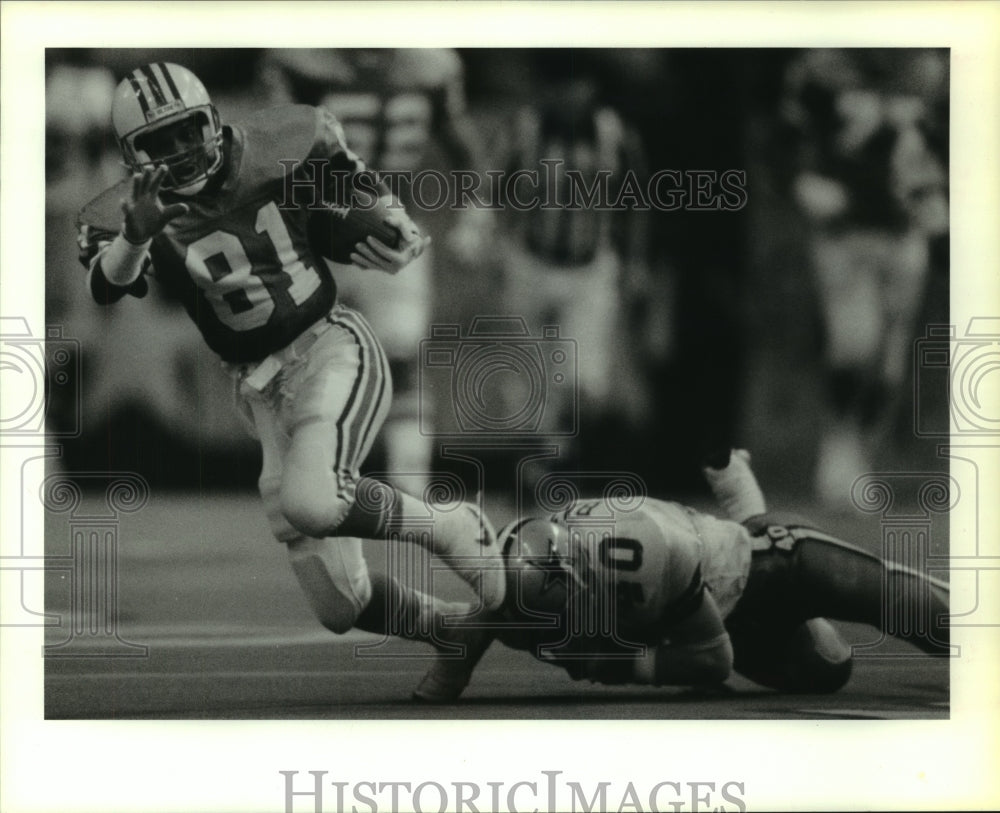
left=3, top=2, right=999, bottom=811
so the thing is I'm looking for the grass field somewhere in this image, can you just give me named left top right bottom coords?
left=43, top=491, right=950, bottom=720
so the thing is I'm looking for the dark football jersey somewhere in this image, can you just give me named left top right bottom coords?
left=78, top=104, right=364, bottom=362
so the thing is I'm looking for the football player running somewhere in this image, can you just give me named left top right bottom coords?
left=76, top=62, right=502, bottom=692
left=417, top=449, right=950, bottom=700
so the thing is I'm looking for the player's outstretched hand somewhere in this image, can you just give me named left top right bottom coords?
left=350, top=213, right=431, bottom=274
left=121, top=166, right=189, bottom=244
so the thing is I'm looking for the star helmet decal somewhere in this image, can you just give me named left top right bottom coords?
left=525, top=533, right=589, bottom=595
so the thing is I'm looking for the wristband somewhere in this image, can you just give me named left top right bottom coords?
left=102, top=231, right=151, bottom=286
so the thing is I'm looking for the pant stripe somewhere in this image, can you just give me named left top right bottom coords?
left=329, top=316, right=370, bottom=476
left=329, top=310, right=389, bottom=475
left=340, top=310, right=385, bottom=466
left=348, top=310, right=392, bottom=461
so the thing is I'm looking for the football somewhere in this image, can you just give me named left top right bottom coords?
left=307, top=196, right=402, bottom=264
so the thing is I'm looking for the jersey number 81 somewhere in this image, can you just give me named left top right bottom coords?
left=185, top=201, right=321, bottom=331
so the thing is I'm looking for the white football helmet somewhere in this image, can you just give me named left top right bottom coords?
left=111, top=62, right=223, bottom=194
left=499, top=517, right=577, bottom=618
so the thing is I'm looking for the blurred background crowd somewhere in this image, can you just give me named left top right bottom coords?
left=44, top=47, right=949, bottom=506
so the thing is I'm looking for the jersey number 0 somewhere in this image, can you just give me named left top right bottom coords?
left=184, top=201, right=322, bottom=331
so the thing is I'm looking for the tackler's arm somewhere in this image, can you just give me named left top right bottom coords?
left=636, top=589, right=734, bottom=687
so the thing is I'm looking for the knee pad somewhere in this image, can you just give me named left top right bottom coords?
left=733, top=617, right=853, bottom=694
left=287, top=537, right=372, bottom=635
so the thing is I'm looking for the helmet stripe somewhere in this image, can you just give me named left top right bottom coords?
left=158, top=62, right=181, bottom=101
left=127, top=72, right=151, bottom=116
left=138, top=64, right=168, bottom=107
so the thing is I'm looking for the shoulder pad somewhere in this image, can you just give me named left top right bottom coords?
left=310, top=106, right=351, bottom=160
left=77, top=179, right=130, bottom=231
left=236, top=104, right=330, bottom=168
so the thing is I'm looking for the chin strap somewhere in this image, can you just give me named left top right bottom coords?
left=170, top=177, right=209, bottom=196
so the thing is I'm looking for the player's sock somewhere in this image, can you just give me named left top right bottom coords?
left=338, top=478, right=506, bottom=611
left=335, top=477, right=404, bottom=538
left=702, top=448, right=767, bottom=522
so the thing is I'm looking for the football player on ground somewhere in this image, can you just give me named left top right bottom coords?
left=76, top=62, right=501, bottom=691
left=416, top=449, right=950, bottom=700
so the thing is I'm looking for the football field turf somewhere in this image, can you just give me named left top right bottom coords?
left=44, top=492, right=949, bottom=720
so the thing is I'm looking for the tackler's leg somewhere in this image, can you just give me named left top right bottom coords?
left=742, top=514, right=950, bottom=655
left=795, top=536, right=950, bottom=655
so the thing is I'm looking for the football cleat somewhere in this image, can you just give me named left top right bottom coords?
left=413, top=610, right=495, bottom=703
